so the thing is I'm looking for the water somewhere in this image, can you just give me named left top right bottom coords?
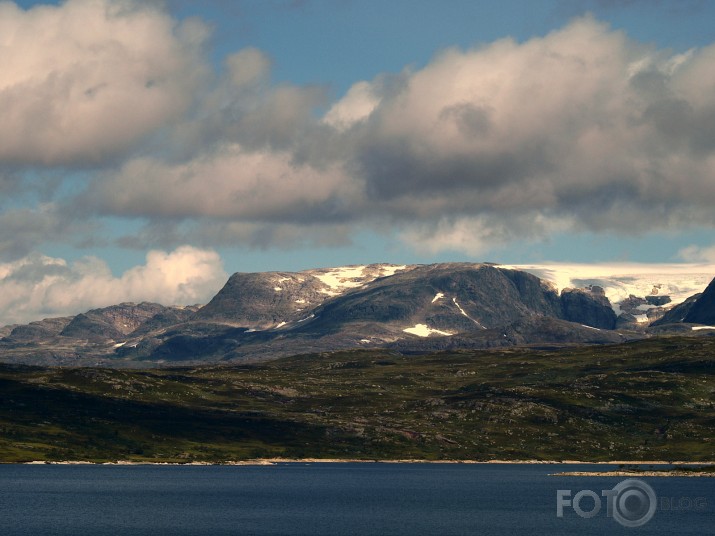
left=0, top=463, right=712, bottom=535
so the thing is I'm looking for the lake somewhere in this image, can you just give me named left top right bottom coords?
left=0, top=463, right=712, bottom=535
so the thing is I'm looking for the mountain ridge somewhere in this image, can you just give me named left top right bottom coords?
left=0, top=262, right=713, bottom=367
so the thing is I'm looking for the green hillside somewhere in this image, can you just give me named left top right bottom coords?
left=1, top=336, right=714, bottom=463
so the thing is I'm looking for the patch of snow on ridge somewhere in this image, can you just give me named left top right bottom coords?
left=692, top=326, right=715, bottom=331
left=503, top=262, right=715, bottom=311
left=453, top=297, right=486, bottom=329
left=403, top=324, right=454, bottom=337
left=432, top=292, right=445, bottom=303
left=379, top=264, right=407, bottom=278
left=311, top=264, right=409, bottom=296
left=312, top=265, right=372, bottom=295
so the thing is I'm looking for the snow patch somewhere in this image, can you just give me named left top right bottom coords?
left=452, top=298, right=485, bottom=329
left=636, top=304, right=657, bottom=311
left=379, top=264, right=407, bottom=278
left=312, top=264, right=409, bottom=296
left=692, top=326, right=715, bottom=331
left=313, top=265, right=372, bottom=295
left=274, top=287, right=282, bottom=292
left=403, top=323, right=454, bottom=337
left=506, top=262, right=715, bottom=313
left=580, top=324, right=601, bottom=331
left=113, top=342, right=126, bottom=348
left=275, top=322, right=286, bottom=329
left=432, top=292, right=445, bottom=303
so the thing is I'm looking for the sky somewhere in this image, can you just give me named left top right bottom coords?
left=1, top=0, right=715, bottom=324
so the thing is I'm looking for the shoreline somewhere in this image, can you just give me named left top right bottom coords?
left=12, top=458, right=715, bottom=467
left=552, top=470, right=715, bottom=477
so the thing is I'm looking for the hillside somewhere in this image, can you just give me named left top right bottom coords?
left=1, top=336, right=713, bottom=463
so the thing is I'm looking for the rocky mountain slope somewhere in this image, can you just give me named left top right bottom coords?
left=682, top=277, right=715, bottom=325
left=0, top=263, right=713, bottom=367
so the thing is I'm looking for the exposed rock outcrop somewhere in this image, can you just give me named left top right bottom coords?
left=560, top=287, right=617, bottom=329
left=682, top=277, right=715, bottom=325
left=60, top=302, right=168, bottom=341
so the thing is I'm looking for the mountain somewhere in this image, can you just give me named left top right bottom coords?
left=5, top=316, right=74, bottom=341
left=60, top=302, right=168, bottom=341
left=117, top=262, right=629, bottom=364
left=682, top=277, right=715, bottom=325
left=196, top=264, right=408, bottom=328
left=0, top=263, right=712, bottom=367
left=650, top=293, right=702, bottom=326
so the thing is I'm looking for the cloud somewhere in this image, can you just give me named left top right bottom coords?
left=400, top=215, right=573, bottom=257
left=676, top=244, right=715, bottom=263
left=0, top=246, right=227, bottom=325
left=0, top=0, right=208, bottom=166
left=115, top=220, right=355, bottom=251
left=333, top=16, right=715, bottom=253
left=322, top=81, right=380, bottom=131
left=5, top=9, right=715, bottom=259
left=83, top=145, right=361, bottom=222
left=0, top=204, right=93, bottom=260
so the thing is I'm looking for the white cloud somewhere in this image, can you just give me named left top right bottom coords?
left=0, top=0, right=207, bottom=166
left=339, top=16, right=715, bottom=253
left=224, top=48, right=272, bottom=88
left=677, top=244, right=715, bottom=263
left=0, top=246, right=227, bottom=325
left=4, top=9, right=715, bottom=259
left=85, top=144, right=362, bottom=222
left=322, top=81, right=380, bottom=131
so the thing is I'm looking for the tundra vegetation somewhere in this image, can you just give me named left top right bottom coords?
left=0, top=336, right=713, bottom=463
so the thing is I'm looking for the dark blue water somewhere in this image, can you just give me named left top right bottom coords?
left=0, top=463, right=712, bottom=535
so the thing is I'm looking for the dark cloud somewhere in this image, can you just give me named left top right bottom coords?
left=0, top=205, right=93, bottom=261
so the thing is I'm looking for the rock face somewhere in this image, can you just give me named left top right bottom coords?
left=129, top=306, right=201, bottom=337
left=682, top=277, right=715, bottom=325
left=196, top=264, right=409, bottom=328
left=646, top=295, right=671, bottom=307
left=6, top=317, right=73, bottom=341
left=306, top=264, right=563, bottom=333
left=560, top=287, right=617, bottom=329
left=195, top=271, right=330, bottom=329
left=60, top=303, right=169, bottom=341
left=650, top=294, right=702, bottom=326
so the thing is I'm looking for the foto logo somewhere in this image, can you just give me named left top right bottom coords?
left=557, top=479, right=657, bottom=528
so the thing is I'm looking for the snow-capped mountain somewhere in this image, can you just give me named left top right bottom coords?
left=0, top=262, right=713, bottom=367
left=508, top=262, right=715, bottom=323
